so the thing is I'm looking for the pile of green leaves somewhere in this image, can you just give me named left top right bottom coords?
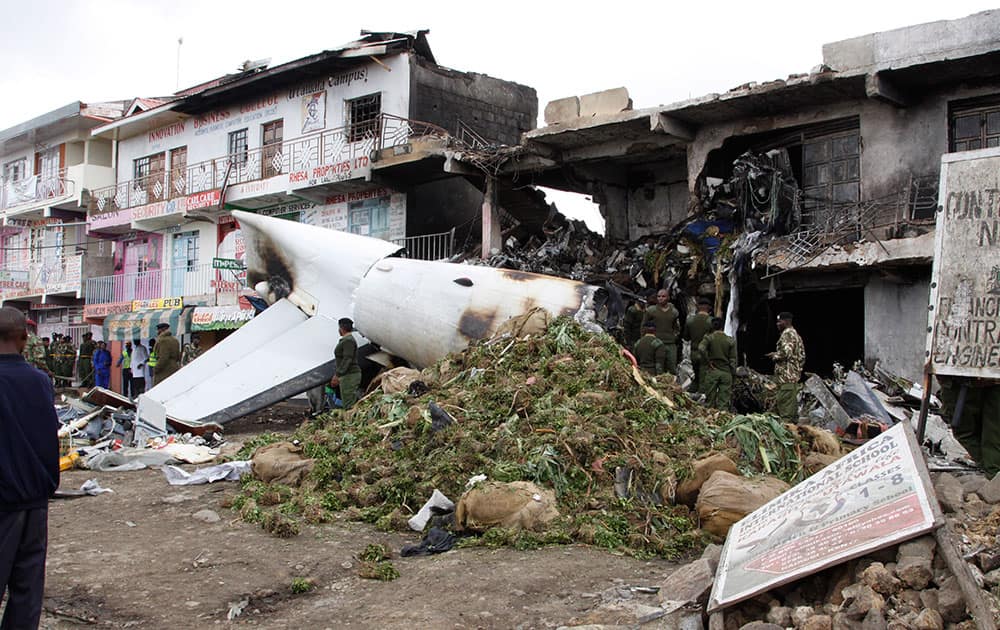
left=232, top=317, right=799, bottom=558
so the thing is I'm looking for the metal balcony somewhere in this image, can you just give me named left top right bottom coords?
left=393, top=228, right=456, bottom=261
left=84, top=262, right=233, bottom=305
left=1, top=170, right=75, bottom=211
left=0, top=254, right=84, bottom=301
left=88, top=114, right=449, bottom=217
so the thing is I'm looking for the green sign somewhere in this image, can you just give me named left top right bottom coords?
left=212, top=257, right=244, bottom=270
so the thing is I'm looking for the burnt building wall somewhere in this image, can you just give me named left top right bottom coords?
left=410, top=56, right=537, bottom=146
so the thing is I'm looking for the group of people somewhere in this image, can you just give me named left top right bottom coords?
left=116, top=324, right=186, bottom=397
left=624, top=289, right=805, bottom=416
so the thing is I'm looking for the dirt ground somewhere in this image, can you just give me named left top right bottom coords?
left=38, top=403, right=681, bottom=629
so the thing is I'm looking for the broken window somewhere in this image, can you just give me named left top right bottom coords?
left=347, top=93, right=381, bottom=142
left=228, top=129, right=249, bottom=166
left=800, top=130, right=860, bottom=228
left=950, top=96, right=1000, bottom=152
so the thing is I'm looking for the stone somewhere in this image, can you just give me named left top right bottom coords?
left=701, top=543, right=724, bottom=571
left=677, top=454, right=740, bottom=506
left=804, top=453, right=841, bottom=474
left=897, top=537, right=936, bottom=561
left=791, top=606, right=816, bottom=628
left=918, top=589, right=938, bottom=612
left=984, top=567, right=1000, bottom=587
left=840, top=584, right=885, bottom=620
left=739, top=623, right=783, bottom=630
left=861, top=563, right=901, bottom=595
left=976, top=471, right=1000, bottom=504
left=957, top=473, right=987, bottom=495
left=543, top=96, right=580, bottom=125
left=913, top=609, right=944, bottom=630
left=579, top=87, right=632, bottom=118
left=803, top=616, right=833, bottom=630
left=827, top=564, right=856, bottom=606
left=895, top=556, right=933, bottom=590
left=860, top=608, right=886, bottom=630
left=696, top=472, right=790, bottom=538
left=658, top=558, right=715, bottom=605
left=894, top=588, right=922, bottom=612
left=832, top=612, right=863, bottom=630
left=933, top=473, right=965, bottom=513
left=975, top=548, right=1000, bottom=572
left=192, top=509, right=220, bottom=524
left=767, top=606, right=792, bottom=627
left=934, top=576, right=967, bottom=623
left=962, top=493, right=990, bottom=518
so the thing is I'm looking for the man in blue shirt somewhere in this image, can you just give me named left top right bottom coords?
left=0, top=306, right=59, bottom=628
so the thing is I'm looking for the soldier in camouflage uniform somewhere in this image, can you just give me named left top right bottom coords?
left=181, top=335, right=202, bottom=366
left=21, top=318, right=50, bottom=376
left=78, top=332, right=95, bottom=388
left=768, top=311, right=806, bottom=419
left=699, top=317, right=736, bottom=410
left=53, top=334, right=75, bottom=386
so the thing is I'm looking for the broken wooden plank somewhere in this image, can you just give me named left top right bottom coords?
left=803, top=374, right=852, bottom=432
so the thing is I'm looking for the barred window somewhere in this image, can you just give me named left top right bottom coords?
left=347, top=93, right=381, bottom=142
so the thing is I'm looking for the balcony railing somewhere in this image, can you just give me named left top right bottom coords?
left=393, top=228, right=455, bottom=261
left=84, top=262, right=227, bottom=305
left=1, top=170, right=75, bottom=211
left=0, top=253, right=83, bottom=300
left=89, top=114, right=449, bottom=216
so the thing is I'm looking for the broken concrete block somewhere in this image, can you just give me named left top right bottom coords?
left=832, top=611, right=864, bottom=630
left=976, top=471, right=1000, bottom=504
left=543, top=96, right=581, bottom=125
left=579, top=87, right=632, bottom=118
left=897, top=536, right=936, bottom=561
left=701, top=543, right=723, bottom=572
left=895, top=588, right=922, bottom=612
left=803, top=615, right=833, bottom=630
left=766, top=605, right=792, bottom=627
left=912, top=608, right=943, bottom=630
left=933, top=473, right=964, bottom=513
left=677, top=454, right=739, bottom=506
left=918, top=588, right=938, bottom=611
left=840, top=584, right=885, bottom=619
left=957, top=472, right=987, bottom=496
left=696, top=472, right=790, bottom=538
left=860, top=608, right=886, bottom=630
left=739, top=623, right=783, bottom=630
left=658, top=557, right=715, bottom=605
left=975, top=547, right=1000, bottom=572
left=984, top=567, right=1000, bottom=587
left=934, top=576, right=967, bottom=623
left=791, top=605, right=816, bottom=628
left=895, top=556, right=933, bottom=590
left=861, top=562, right=901, bottom=595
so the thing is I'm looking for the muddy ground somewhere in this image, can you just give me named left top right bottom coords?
left=38, top=402, right=681, bottom=629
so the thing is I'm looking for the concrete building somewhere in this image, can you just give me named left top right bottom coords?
left=0, top=100, right=126, bottom=341
left=510, top=10, right=1000, bottom=382
left=82, top=30, right=537, bottom=353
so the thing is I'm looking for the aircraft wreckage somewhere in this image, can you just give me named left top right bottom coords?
left=136, top=211, right=605, bottom=428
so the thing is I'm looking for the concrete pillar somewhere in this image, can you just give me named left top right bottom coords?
left=481, top=176, right=502, bottom=258
left=597, top=182, right=630, bottom=241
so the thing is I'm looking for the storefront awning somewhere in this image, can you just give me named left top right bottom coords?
left=103, top=307, right=194, bottom=342
left=191, top=305, right=255, bottom=331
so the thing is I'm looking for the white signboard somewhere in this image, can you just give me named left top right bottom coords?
left=708, top=422, right=938, bottom=611
left=927, top=147, right=1000, bottom=377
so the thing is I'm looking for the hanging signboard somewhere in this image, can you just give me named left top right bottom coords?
left=708, top=422, right=938, bottom=612
left=926, top=147, right=1000, bottom=377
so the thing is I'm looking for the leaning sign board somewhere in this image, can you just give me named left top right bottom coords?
left=927, top=146, right=1000, bottom=377
left=708, top=422, right=938, bottom=611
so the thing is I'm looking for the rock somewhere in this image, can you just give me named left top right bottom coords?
left=791, top=606, right=816, bottom=628
left=860, top=608, right=886, bottom=630
left=897, top=537, right=936, bottom=561
left=832, top=612, right=864, bottom=630
left=861, top=563, right=900, bottom=595
left=894, top=588, right=922, bottom=613
left=935, top=576, right=967, bottom=623
left=192, top=509, right=220, bottom=524
left=918, top=589, right=938, bottom=612
left=962, top=493, right=990, bottom=518
left=804, top=453, right=841, bottom=474
left=827, top=564, right=856, bottom=606
left=840, top=584, right=885, bottom=620
left=676, top=454, right=739, bottom=506
left=976, top=471, right=1000, bottom=504
left=933, top=473, right=965, bottom=513
left=958, top=473, right=987, bottom=495
left=739, top=623, right=783, bottom=630
left=803, top=616, right=833, bottom=630
left=895, top=557, right=933, bottom=590
left=701, top=543, right=724, bottom=571
left=975, top=548, right=1000, bottom=572
left=658, top=558, right=715, bottom=605
left=696, top=472, right=790, bottom=538
left=984, top=567, right=1000, bottom=587
left=767, top=606, right=792, bottom=627
left=913, top=608, right=944, bottom=630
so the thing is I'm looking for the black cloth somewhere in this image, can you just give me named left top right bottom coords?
left=0, top=354, right=59, bottom=511
left=131, top=375, right=146, bottom=397
left=401, top=527, right=455, bottom=557
left=0, top=507, right=48, bottom=629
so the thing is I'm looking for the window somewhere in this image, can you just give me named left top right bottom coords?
left=228, top=129, right=249, bottom=165
left=35, top=146, right=63, bottom=197
left=2, top=158, right=26, bottom=183
left=261, top=120, right=283, bottom=178
left=347, top=93, right=381, bottom=142
left=800, top=130, right=861, bottom=226
left=172, top=231, right=199, bottom=272
left=169, top=146, right=187, bottom=197
left=950, top=97, right=1000, bottom=152
left=133, top=152, right=166, bottom=201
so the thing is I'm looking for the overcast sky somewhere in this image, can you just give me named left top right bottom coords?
left=0, top=0, right=994, bottom=231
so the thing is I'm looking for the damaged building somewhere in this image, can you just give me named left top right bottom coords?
left=504, top=10, right=1000, bottom=383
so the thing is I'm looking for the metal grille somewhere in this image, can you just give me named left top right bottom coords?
left=347, top=94, right=381, bottom=142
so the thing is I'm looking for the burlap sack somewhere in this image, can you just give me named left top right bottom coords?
left=455, top=481, right=559, bottom=532
left=695, top=471, right=789, bottom=538
left=494, top=307, right=551, bottom=339
left=251, top=442, right=315, bottom=487
left=380, top=367, right=423, bottom=395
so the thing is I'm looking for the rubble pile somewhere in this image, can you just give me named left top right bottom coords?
left=233, top=315, right=836, bottom=557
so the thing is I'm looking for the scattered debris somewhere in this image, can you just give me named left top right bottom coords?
left=162, top=461, right=252, bottom=486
